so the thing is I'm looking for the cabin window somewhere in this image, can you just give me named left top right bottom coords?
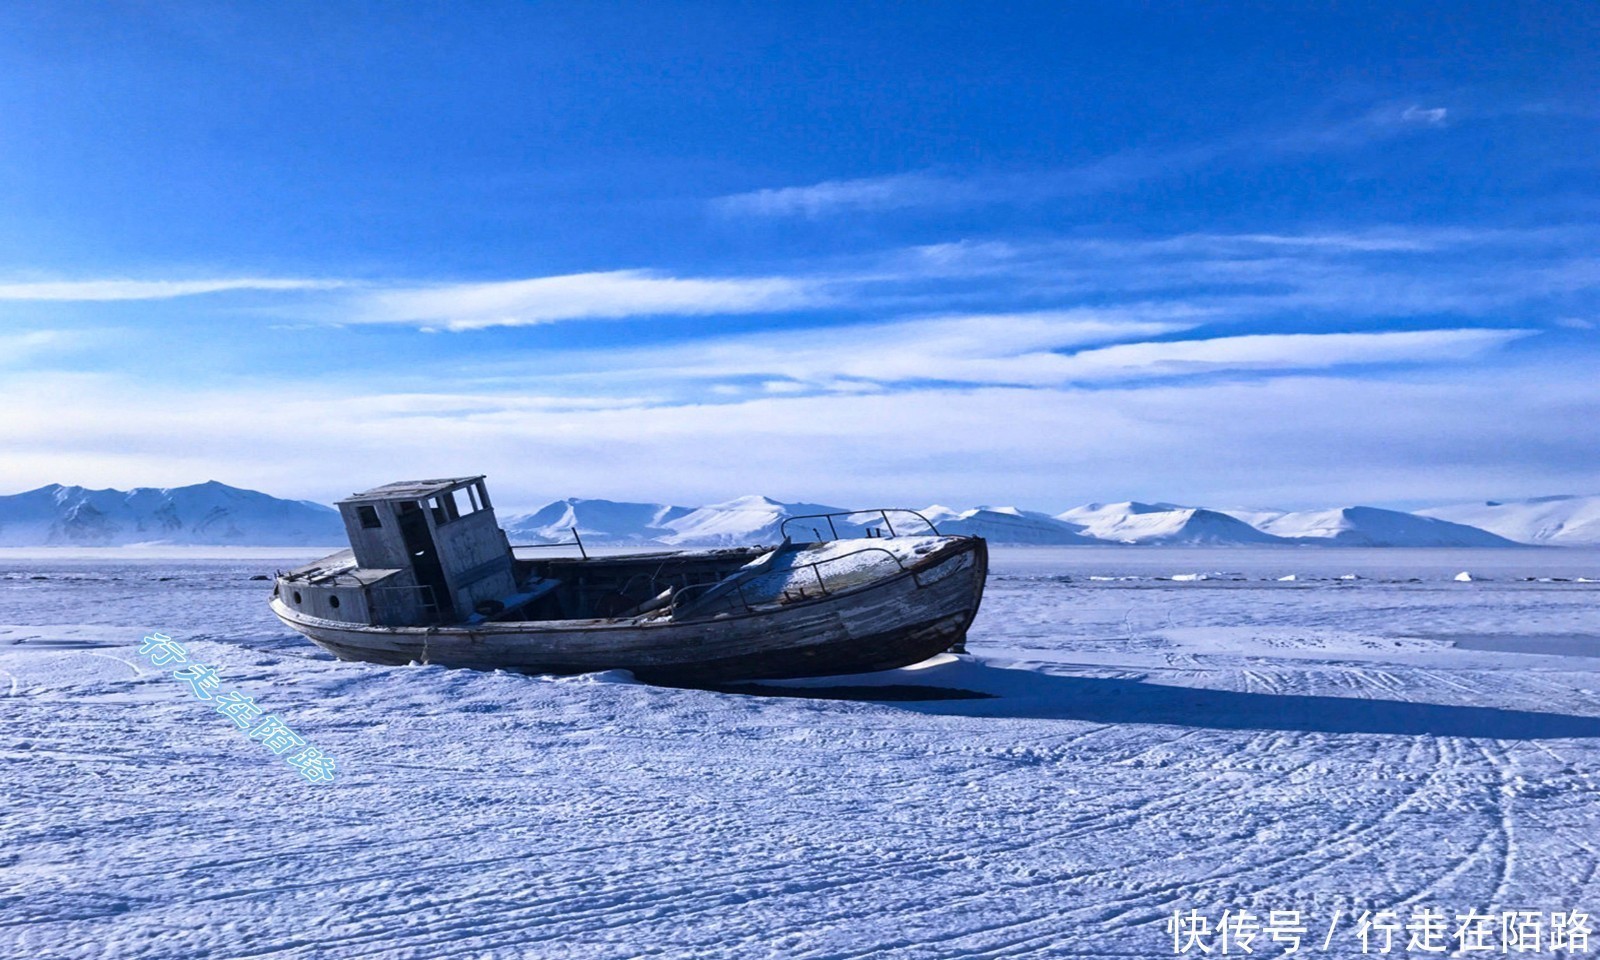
left=357, top=505, right=382, bottom=529
left=429, top=492, right=461, bottom=525
left=329, top=595, right=341, bottom=609
left=431, top=489, right=479, bottom=524
left=292, top=591, right=302, bottom=604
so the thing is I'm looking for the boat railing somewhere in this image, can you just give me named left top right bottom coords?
left=669, top=544, right=924, bottom=618
left=509, top=525, right=589, bottom=560
left=779, top=508, right=942, bottom=542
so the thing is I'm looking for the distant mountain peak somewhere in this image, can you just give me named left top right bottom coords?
left=1259, top=505, right=1518, bottom=547
left=1418, top=494, right=1600, bottom=546
left=1056, top=500, right=1279, bottom=545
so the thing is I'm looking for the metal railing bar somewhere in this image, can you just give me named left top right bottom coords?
left=510, top=526, right=589, bottom=558
left=779, top=508, right=942, bottom=541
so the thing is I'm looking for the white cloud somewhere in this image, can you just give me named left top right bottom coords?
left=502, top=308, right=1205, bottom=389
left=905, top=226, right=1571, bottom=272
left=710, top=157, right=1179, bottom=219
left=714, top=100, right=1466, bottom=220
left=712, top=172, right=974, bottom=218
left=6, top=359, right=1596, bottom=511
left=478, top=315, right=1532, bottom=392
left=353, top=269, right=819, bottom=330
left=0, top=278, right=342, bottom=301
left=0, top=329, right=81, bottom=365
left=868, top=226, right=1600, bottom=324
left=1400, top=105, right=1449, bottom=126
left=1046, top=328, right=1534, bottom=381
left=330, top=391, right=669, bottom=417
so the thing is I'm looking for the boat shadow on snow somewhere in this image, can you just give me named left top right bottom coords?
left=707, top=656, right=1600, bottom=740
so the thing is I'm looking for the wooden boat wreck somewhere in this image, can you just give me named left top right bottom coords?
left=270, top=477, right=987, bottom=683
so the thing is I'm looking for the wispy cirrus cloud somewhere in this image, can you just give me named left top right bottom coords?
left=1265, top=101, right=1454, bottom=150
left=897, top=224, right=1578, bottom=271
left=463, top=307, right=1534, bottom=396
left=0, top=277, right=343, bottom=300
left=1041, top=328, right=1532, bottom=382
left=11, top=224, right=1582, bottom=338
left=0, top=233, right=1572, bottom=506
left=0, top=329, right=86, bottom=366
left=878, top=225, right=1600, bottom=320
left=714, top=100, right=1459, bottom=219
left=711, top=171, right=995, bottom=218
left=350, top=269, right=821, bottom=330
left=1399, top=105, right=1449, bottom=126
left=9, top=355, right=1594, bottom=510
left=638, top=308, right=1204, bottom=388
left=710, top=155, right=1205, bottom=219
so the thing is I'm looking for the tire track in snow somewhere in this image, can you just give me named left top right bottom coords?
left=325, top=843, right=977, bottom=960
left=188, top=828, right=816, bottom=958
left=1474, top=739, right=1519, bottom=913
left=727, top=731, right=1309, bottom=960
left=1386, top=736, right=1503, bottom=911
left=1250, top=737, right=1457, bottom=898
left=1052, top=722, right=1508, bottom=940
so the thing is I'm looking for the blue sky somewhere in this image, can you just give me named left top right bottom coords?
left=2, top=2, right=1597, bottom=511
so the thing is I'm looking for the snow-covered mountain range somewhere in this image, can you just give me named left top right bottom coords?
left=502, top=496, right=1577, bottom=548
left=4, top=483, right=1597, bottom=547
left=0, top=482, right=344, bottom=546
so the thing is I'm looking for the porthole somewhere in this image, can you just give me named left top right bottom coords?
left=329, top=595, right=341, bottom=609
left=292, top=591, right=302, bottom=604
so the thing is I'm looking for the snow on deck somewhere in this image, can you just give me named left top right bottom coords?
left=3, top=547, right=1600, bottom=958
left=731, top=535, right=951, bottom=605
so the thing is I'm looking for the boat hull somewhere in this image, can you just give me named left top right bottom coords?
left=270, top=537, right=987, bottom=683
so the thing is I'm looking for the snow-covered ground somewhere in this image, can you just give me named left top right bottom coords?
left=4, top=546, right=1599, bottom=959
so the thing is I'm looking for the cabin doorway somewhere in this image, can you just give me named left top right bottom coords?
left=397, top=501, right=452, bottom=621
